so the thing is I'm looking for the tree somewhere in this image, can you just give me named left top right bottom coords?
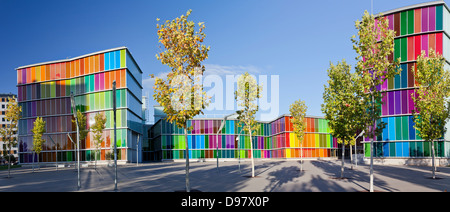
left=91, top=112, right=107, bottom=169
left=153, top=9, right=210, bottom=192
left=351, top=11, right=400, bottom=192
left=72, top=110, right=88, bottom=142
left=235, top=72, right=262, bottom=178
left=0, top=96, right=21, bottom=178
left=289, top=99, right=307, bottom=172
left=412, top=49, right=450, bottom=179
left=322, top=60, right=363, bottom=178
left=31, top=117, right=46, bottom=172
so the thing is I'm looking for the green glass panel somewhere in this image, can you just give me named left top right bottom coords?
left=99, top=92, right=105, bottom=110
left=117, top=109, right=121, bottom=128
left=85, top=92, right=90, bottom=111
left=315, top=134, right=319, bottom=147
left=76, top=77, right=81, bottom=95
left=417, top=141, right=423, bottom=157
left=364, top=143, right=370, bottom=157
left=400, top=37, right=407, bottom=62
left=90, top=74, right=94, bottom=92
left=122, top=108, right=126, bottom=127
left=116, top=129, right=122, bottom=147
left=46, top=82, right=51, bottom=98
left=407, top=10, right=414, bottom=34
left=116, top=89, right=121, bottom=107
left=121, top=89, right=126, bottom=107
left=105, top=90, right=110, bottom=109
left=394, top=73, right=401, bottom=89
left=394, top=39, right=400, bottom=61
left=120, top=49, right=126, bottom=68
left=105, top=110, right=110, bottom=128
left=400, top=11, right=407, bottom=35
left=389, top=142, right=396, bottom=157
left=402, top=116, right=408, bottom=140
left=94, top=92, right=99, bottom=110
left=80, top=77, right=85, bottom=94
left=395, top=117, right=402, bottom=140
left=84, top=75, right=89, bottom=93
left=423, top=142, right=430, bottom=157
left=436, top=5, right=443, bottom=31
left=51, top=81, right=56, bottom=97
left=314, top=119, right=319, bottom=132
left=122, top=129, right=126, bottom=147
left=70, top=78, right=76, bottom=95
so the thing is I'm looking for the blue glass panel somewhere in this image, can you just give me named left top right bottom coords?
left=396, top=142, right=403, bottom=157
left=388, top=117, right=395, bottom=141
left=403, top=142, right=409, bottom=157
left=383, top=142, right=390, bottom=157
left=104, top=52, right=110, bottom=70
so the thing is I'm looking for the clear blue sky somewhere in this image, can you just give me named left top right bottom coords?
left=0, top=0, right=438, bottom=123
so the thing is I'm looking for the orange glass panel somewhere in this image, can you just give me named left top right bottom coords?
left=31, top=67, right=36, bottom=83
left=45, top=65, right=51, bottom=82
left=105, top=71, right=110, bottom=90
left=90, top=56, right=94, bottom=74
left=80, top=58, right=84, bottom=76
left=100, top=54, right=104, bottom=71
left=414, top=9, right=421, bottom=33
left=115, top=70, right=121, bottom=88
left=95, top=55, right=100, bottom=73
left=75, top=59, right=80, bottom=77
left=407, top=36, right=414, bottom=61
left=429, top=33, right=436, bottom=51
left=121, top=69, right=126, bottom=87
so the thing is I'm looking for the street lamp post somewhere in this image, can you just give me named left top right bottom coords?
left=216, top=113, right=238, bottom=172
left=70, top=93, right=81, bottom=190
left=113, top=81, right=118, bottom=191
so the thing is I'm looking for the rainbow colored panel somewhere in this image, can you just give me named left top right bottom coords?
left=16, top=47, right=143, bottom=164
left=366, top=3, right=450, bottom=158
left=156, top=116, right=338, bottom=160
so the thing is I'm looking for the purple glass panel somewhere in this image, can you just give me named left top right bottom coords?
left=422, top=34, right=428, bottom=57
left=395, top=90, right=401, bottom=115
left=429, top=6, right=436, bottom=31
left=31, top=101, right=36, bottom=117
left=387, top=14, right=394, bottom=30
left=22, top=69, right=26, bottom=84
left=388, top=92, right=395, bottom=115
left=95, top=73, right=99, bottom=91
left=422, top=7, right=428, bottom=32
left=401, top=90, right=408, bottom=114
left=382, top=92, right=388, bottom=116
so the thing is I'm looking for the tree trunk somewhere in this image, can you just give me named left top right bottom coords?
left=431, top=140, right=436, bottom=179
left=7, top=145, right=11, bottom=178
left=369, top=136, right=374, bottom=192
left=350, top=144, right=353, bottom=170
left=249, top=126, right=255, bottom=178
left=185, top=128, right=190, bottom=192
left=300, top=143, right=303, bottom=172
left=341, top=143, right=345, bottom=178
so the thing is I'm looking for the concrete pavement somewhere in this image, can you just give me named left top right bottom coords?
left=0, top=159, right=448, bottom=192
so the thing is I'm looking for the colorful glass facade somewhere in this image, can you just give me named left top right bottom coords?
left=364, top=2, right=450, bottom=158
left=149, top=115, right=338, bottom=161
left=16, top=47, right=144, bottom=164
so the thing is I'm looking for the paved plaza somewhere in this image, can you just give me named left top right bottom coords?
left=0, top=159, right=448, bottom=192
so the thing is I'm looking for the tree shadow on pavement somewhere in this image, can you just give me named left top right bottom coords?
left=310, top=160, right=398, bottom=192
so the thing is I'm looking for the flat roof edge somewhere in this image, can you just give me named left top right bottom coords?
left=16, top=46, right=128, bottom=70
left=376, top=0, right=446, bottom=17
